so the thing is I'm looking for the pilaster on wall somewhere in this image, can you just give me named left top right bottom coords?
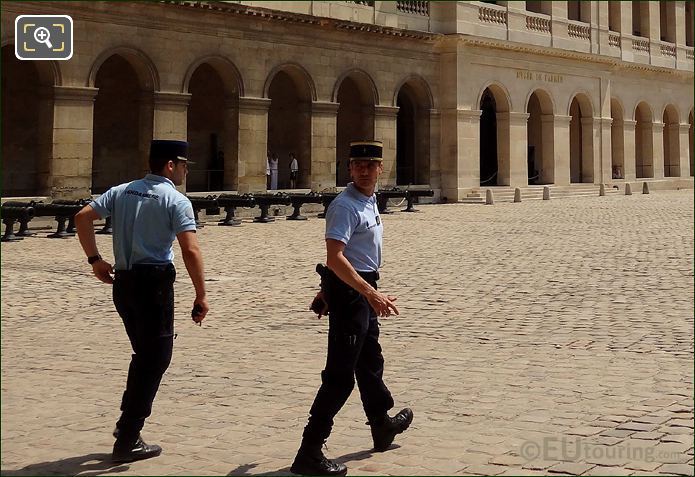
left=237, top=96, right=271, bottom=194
left=440, top=109, right=481, bottom=201
left=428, top=109, right=442, bottom=193
left=498, top=111, right=530, bottom=187
left=622, top=119, right=637, bottom=181
left=51, top=86, right=98, bottom=199
left=374, top=105, right=399, bottom=188
left=652, top=122, right=665, bottom=179
left=580, top=117, right=597, bottom=183
left=599, top=117, right=613, bottom=184
left=553, top=114, right=572, bottom=185
left=311, top=101, right=339, bottom=191
left=153, top=92, right=191, bottom=140
left=678, top=123, right=691, bottom=178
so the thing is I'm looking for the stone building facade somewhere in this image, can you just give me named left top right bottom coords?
left=2, top=1, right=693, bottom=201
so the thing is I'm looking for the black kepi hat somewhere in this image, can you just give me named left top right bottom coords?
left=149, top=139, right=195, bottom=164
left=349, top=140, right=383, bottom=162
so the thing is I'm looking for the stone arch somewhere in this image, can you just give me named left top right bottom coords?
left=634, top=101, right=654, bottom=178
left=332, top=68, right=379, bottom=105
left=334, top=69, right=378, bottom=186
left=182, top=55, right=244, bottom=97
left=265, top=63, right=316, bottom=189
left=395, top=75, right=434, bottom=185
left=87, top=46, right=159, bottom=91
left=479, top=83, right=512, bottom=186
left=568, top=92, right=595, bottom=183
left=662, top=104, right=680, bottom=177
left=526, top=88, right=555, bottom=184
left=2, top=43, right=59, bottom=196
left=263, top=62, right=316, bottom=102
left=392, top=74, right=434, bottom=109
left=184, top=57, right=244, bottom=192
left=610, top=97, right=625, bottom=180
left=90, top=48, right=158, bottom=192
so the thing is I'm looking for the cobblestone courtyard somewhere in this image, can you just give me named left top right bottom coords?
left=1, top=190, right=693, bottom=476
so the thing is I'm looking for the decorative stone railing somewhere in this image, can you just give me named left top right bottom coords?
left=567, top=22, right=590, bottom=40
left=346, top=0, right=374, bottom=5
left=608, top=33, right=620, bottom=47
left=526, top=15, right=551, bottom=33
left=632, top=38, right=650, bottom=53
left=660, top=43, right=676, bottom=57
left=396, top=0, right=429, bottom=16
left=687, top=48, right=694, bottom=60
left=478, top=5, right=507, bottom=26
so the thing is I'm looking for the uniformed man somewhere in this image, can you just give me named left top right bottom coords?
left=291, top=141, right=413, bottom=476
left=75, top=139, right=209, bottom=463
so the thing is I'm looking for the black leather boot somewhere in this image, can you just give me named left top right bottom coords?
left=290, top=443, right=347, bottom=476
left=370, top=408, right=414, bottom=452
left=112, top=435, right=162, bottom=463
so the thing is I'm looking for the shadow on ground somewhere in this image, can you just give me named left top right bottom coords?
left=227, top=446, right=398, bottom=476
left=1, top=453, right=128, bottom=476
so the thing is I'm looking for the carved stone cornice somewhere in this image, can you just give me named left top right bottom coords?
left=312, top=101, right=340, bottom=115
left=154, top=91, right=192, bottom=106
left=238, top=96, right=272, bottom=111
left=53, top=86, right=98, bottom=102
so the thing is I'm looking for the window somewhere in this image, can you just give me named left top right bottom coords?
left=608, top=1, right=621, bottom=32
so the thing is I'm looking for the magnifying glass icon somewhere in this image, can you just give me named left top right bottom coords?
left=33, top=27, right=53, bottom=49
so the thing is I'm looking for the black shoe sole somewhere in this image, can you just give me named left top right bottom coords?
left=290, top=463, right=348, bottom=476
left=112, top=448, right=162, bottom=463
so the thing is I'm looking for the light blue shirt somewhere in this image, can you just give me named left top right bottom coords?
left=325, top=183, right=383, bottom=272
left=90, top=174, right=196, bottom=271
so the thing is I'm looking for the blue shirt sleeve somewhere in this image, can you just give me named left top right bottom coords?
left=325, top=203, right=359, bottom=244
left=90, top=187, right=117, bottom=218
left=173, top=197, right=197, bottom=235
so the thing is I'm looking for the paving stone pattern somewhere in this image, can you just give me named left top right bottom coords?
left=1, top=191, right=693, bottom=476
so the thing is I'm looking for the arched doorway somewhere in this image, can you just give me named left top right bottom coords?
left=92, top=53, right=154, bottom=193
left=266, top=67, right=313, bottom=189
left=662, top=105, right=680, bottom=177
left=526, top=89, right=554, bottom=185
left=2, top=45, right=55, bottom=196
left=335, top=71, right=376, bottom=187
left=479, top=89, right=498, bottom=186
left=569, top=94, right=594, bottom=183
left=395, top=77, right=432, bottom=186
left=690, top=110, right=694, bottom=176
left=610, top=99, right=625, bottom=179
left=186, top=60, right=240, bottom=192
left=635, top=102, right=654, bottom=178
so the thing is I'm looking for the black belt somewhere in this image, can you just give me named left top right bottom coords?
left=115, top=263, right=175, bottom=277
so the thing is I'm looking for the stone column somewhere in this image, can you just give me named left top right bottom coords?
left=652, top=121, right=664, bottom=179
left=440, top=109, right=481, bottom=201
left=428, top=109, right=441, bottom=192
left=622, top=119, right=637, bottom=180
left=222, top=98, right=239, bottom=191
left=553, top=114, right=572, bottom=185
left=599, top=117, right=613, bottom=183
left=580, top=117, right=597, bottom=183
left=374, top=105, right=399, bottom=188
left=237, top=97, right=271, bottom=193
left=310, top=101, right=339, bottom=191
left=499, top=112, right=529, bottom=187
left=678, top=123, right=691, bottom=177
left=153, top=92, right=190, bottom=140
left=138, top=92, right=155, bottom=179
left=51, top=86, right=98, bottom=199
left=540, top=114, right=556, bottom=184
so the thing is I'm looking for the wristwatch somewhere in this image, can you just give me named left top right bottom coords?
left=87, top=254, right=102, bottom=265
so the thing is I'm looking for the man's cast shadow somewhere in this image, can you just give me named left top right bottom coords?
left=1, top=453, right=129, bottom=476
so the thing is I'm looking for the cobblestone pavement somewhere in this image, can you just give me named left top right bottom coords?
left=1, top=190, right=693, bottom=476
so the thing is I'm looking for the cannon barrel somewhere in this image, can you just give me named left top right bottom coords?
left=216, top=194, right=256, bottom=226
left=317, top=192, right=340, bottom=219
left=1, top=205, right=35, bottom=242
left=403, top=189, right=434, bottom=212
left=286, top=192, right=323, bottom=221
left=252, top=193, right=292, bottom=223
left=376, top=188, right=407, bottom=214
left=186, top=195, right=219, bottom=227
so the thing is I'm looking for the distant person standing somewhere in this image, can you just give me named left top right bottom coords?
left=266, top=151, right=272, bottom=190
left=289, top=152, right=299, bottom=189
left=269, top=153, right=279, bottom=190
left=75, top=140, right=209, bottom=463
left=291, top=140, right=412, bottom=476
